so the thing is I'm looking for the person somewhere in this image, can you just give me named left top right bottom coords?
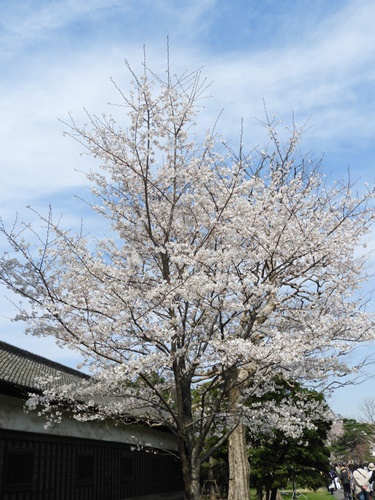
left=340, top=463, right=352, bottom=500
left=334, top=463, right=342, bottom=490
left=336, top=474, right=343, bottom=491
left=328, top=467, right=338, bottom=495
left=353, top=464, right=370, bottom=500
left=367, top=463, right=375, bottom=499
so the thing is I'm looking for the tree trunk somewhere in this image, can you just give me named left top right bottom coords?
left=257, top=481, right=263, bottom=500
left=173, top=361, right=202, bottom=500
left=181, top=464, right=201, bottom=500
left=187, top=477, right=201, bottom=500
left=209, top=456, right=217, bottom=500
left=228, top=421, right=250, bottom=500
left=227, top=366, right=250, bottom=500
left=270, top=487, right=281, bottom=500
left=178, top=438, right=201, bottom=500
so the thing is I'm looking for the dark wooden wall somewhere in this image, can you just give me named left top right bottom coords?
left=0, top=429, right=183, bottom=500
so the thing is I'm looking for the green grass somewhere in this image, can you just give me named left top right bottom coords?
left=278, top=488, right=335, bottom=500
left=201, top=486, right=333, bottom=500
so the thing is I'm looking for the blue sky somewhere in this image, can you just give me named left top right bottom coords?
left=1, top=0, right=375, bottom=419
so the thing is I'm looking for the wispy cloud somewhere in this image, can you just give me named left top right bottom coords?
left=0, top=1, right=128, bottom=55
left=1, top=0, right=375, bottom=219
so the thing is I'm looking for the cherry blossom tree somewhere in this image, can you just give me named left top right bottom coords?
left=1, top=58, right=375, bottom=500
left=360, top=398, right=375, bottom=425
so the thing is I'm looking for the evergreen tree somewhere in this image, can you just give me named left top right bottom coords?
left=247, top=380, right=332, bottom=500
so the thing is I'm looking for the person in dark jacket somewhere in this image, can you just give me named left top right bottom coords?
left=340, top=463, right=352, bottom=500
left=328, top=467, right=338, bottom=494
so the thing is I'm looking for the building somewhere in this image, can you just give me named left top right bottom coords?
left=0, top=341, right=183, bottom=500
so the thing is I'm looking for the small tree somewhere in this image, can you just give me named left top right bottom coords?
left=248, top=381, right=332, bottom=500
left=360, top=398, right=375, bottom=457
left=1, top=56, right=375, bottom=499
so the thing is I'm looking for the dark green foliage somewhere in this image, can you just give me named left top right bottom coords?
left=249, top=421, right=331, bottom=493
left=247, top=380, right=332, bottom=498
left=201, top=378, right=332, bottom=498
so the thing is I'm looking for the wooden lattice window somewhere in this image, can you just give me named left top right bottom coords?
left=121, top=456, right=134, bottom=481
left=4, top=450, right=34, bottom=490
left=76, top=452, right=95, bottom=484
left=151, top=457, right=161, bottom=482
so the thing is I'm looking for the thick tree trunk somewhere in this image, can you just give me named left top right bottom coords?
left=186, top=477, right=201, bottom=500
left=228, top=421, right=250, bottom=500
left=181, top=460, right=201, bottom=500
left=173, top=360, right=202, bottom=500
left=178, top=437, right=201, bottom=500
left=227, top=366, right=250, bottom=500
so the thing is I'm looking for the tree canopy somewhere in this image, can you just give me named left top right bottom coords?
left=1, top=59, right=375, bottom=500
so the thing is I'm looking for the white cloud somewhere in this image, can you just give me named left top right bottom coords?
left=1, top=0, right=375, bottom=232
left=191, top=1, right=375, bottom=156
left=0, top=1, right=130, bottom=57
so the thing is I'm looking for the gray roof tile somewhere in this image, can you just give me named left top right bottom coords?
left=0, top=341, right=88, bottom=394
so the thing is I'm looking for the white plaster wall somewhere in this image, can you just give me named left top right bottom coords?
left=0, top=394, right=177, bottom=451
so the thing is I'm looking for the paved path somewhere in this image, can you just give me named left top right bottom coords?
left=333, top=488, right=345, bottom=500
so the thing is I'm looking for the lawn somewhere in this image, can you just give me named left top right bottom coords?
left=200, top=486, right=333, bottom=500
left=279, top=488, right=335, bottom=500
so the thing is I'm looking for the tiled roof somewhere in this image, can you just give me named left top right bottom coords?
left=0, top=341, right=173, bottom=429
left=0, top=341, right=88, bottom=395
